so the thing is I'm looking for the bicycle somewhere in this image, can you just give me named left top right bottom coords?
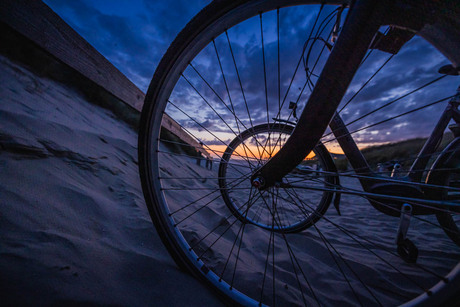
left=138, top=0, right=460, bottom=305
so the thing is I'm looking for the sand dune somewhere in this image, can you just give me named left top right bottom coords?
left=0, top=55, right=222, bottom=306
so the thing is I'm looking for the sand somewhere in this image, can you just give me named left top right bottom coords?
left=0, top=55, right=222, bottom=306
left=1, top=52, right=459, bottom=306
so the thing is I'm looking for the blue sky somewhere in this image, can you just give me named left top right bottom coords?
left=43, top=1, right=458, bottom=147
left=44, top=0, right=210, bottom=92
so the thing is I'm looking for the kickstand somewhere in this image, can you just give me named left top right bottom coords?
left=396, top=204, right=418, bottom=263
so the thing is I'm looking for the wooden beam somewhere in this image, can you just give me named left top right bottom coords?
left=161, top=114, right=211, bottom=158
left=0, top=0, right=144, bottom=111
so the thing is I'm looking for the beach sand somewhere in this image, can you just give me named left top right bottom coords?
left=1, top=52, right=458, bottom=306
left=0, top=55, right=222, bottom=306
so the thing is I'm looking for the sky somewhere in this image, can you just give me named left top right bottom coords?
left=44, top=0, right=211, bottom=91
left=43, top=1, right=458, bottom=153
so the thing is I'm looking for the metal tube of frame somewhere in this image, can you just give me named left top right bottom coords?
left=329, top=112, right=372, bottom=180
left=409, top=99, right=456, bottom=182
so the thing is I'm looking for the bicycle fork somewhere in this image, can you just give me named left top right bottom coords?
left=251, top=0, right=387, bottom=188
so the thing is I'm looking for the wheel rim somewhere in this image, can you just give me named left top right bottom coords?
left=140, top=1, right=460, bottom=305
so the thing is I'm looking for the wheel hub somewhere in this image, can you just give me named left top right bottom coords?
left=251, top=176, right=265, bottom=189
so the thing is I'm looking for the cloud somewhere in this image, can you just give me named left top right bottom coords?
left=43, top=1, right=458, bottom=148
left=44, top=0, right=210, bottom=91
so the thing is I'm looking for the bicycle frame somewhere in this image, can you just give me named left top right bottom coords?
left=330, top=94, right=460, bottom=188
left=251, top=0, right=457, bottom=188
left=251, top=0, right=460, bottom=216
left=409, top=94, right=460, bottom=182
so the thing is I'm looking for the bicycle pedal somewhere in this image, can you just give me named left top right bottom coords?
left=397, top=238, right=418, bottom=263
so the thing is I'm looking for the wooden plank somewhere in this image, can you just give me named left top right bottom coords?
left=0, top=0, right=144, bottom=111
left=0, top=0, right=210, bottom=158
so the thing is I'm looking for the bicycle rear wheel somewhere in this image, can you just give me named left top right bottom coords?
left=139, top=0, right=460, bottom=305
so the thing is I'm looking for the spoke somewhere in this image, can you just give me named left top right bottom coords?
left=195, top=190, right=263, bottom=258
left=277, top=8, right=281, bottom=115
left=167, top=100, right=257, bottom=168
left=220, top=188, right=258, bottom=280
left=188, top=61, right=265, bottom=163
left=259, top=219, right=274, bottom=305
left=262, top=128, right=291, bottom=163
left=278, top=5, right=327, bottom=116
left=328, top=144, right=460, bottom=183
left=213, top=39, right=263, bottom=162
left=323, top=95, right=454, bottom=146
left=158, top=151, right=250, bottom=181
left=157, top=145, right=264, bottom=165
left=219, top=217, right=246, bottom=281
left=180, top=72, right=259, bottom=167
left=287, top=167, right=460, bottom=194
left=269, top=20, right=336, bottom=152
left=338, top=54, right=395, bottom=114
left=230, top=217, right=248, bottom=289
left=258, top=191, right=317, bottom=306
left=287, top=175, right=460, bottom=235
left=212, top=40, right=240, bottom=132
left=323, top=76, right=449, bottom=141
left=260, top=13, right=269, bottom=127
left=272, top=211, right=276, bottom=306
left=225, top=31, right=256, bottom=135
left=158, top=150, right=256, bottom=180
left=251, top=201, right=266, bottom=224
left=283, top=189, right=368, bottom=306
left=163, top=186, right=252, bottom=191
left=344, top=75, right=447, bottom=127
left=172, top=175, right=251, bottom=226
left=286, top=179, right=459, bottom=209
left=358, top=27, right=390, bottom=68
left=286, top=176, right=460, bottom=225
left=272, top=182, right=437, bottom=295
left=167, top=172, right=250, bottom=216
left=159, top=176, right=246, bottom=180
left=282, top=187, right=383, bottom=305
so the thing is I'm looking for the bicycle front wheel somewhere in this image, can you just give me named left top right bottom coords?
left=139, top=0, right=460, bottom=305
